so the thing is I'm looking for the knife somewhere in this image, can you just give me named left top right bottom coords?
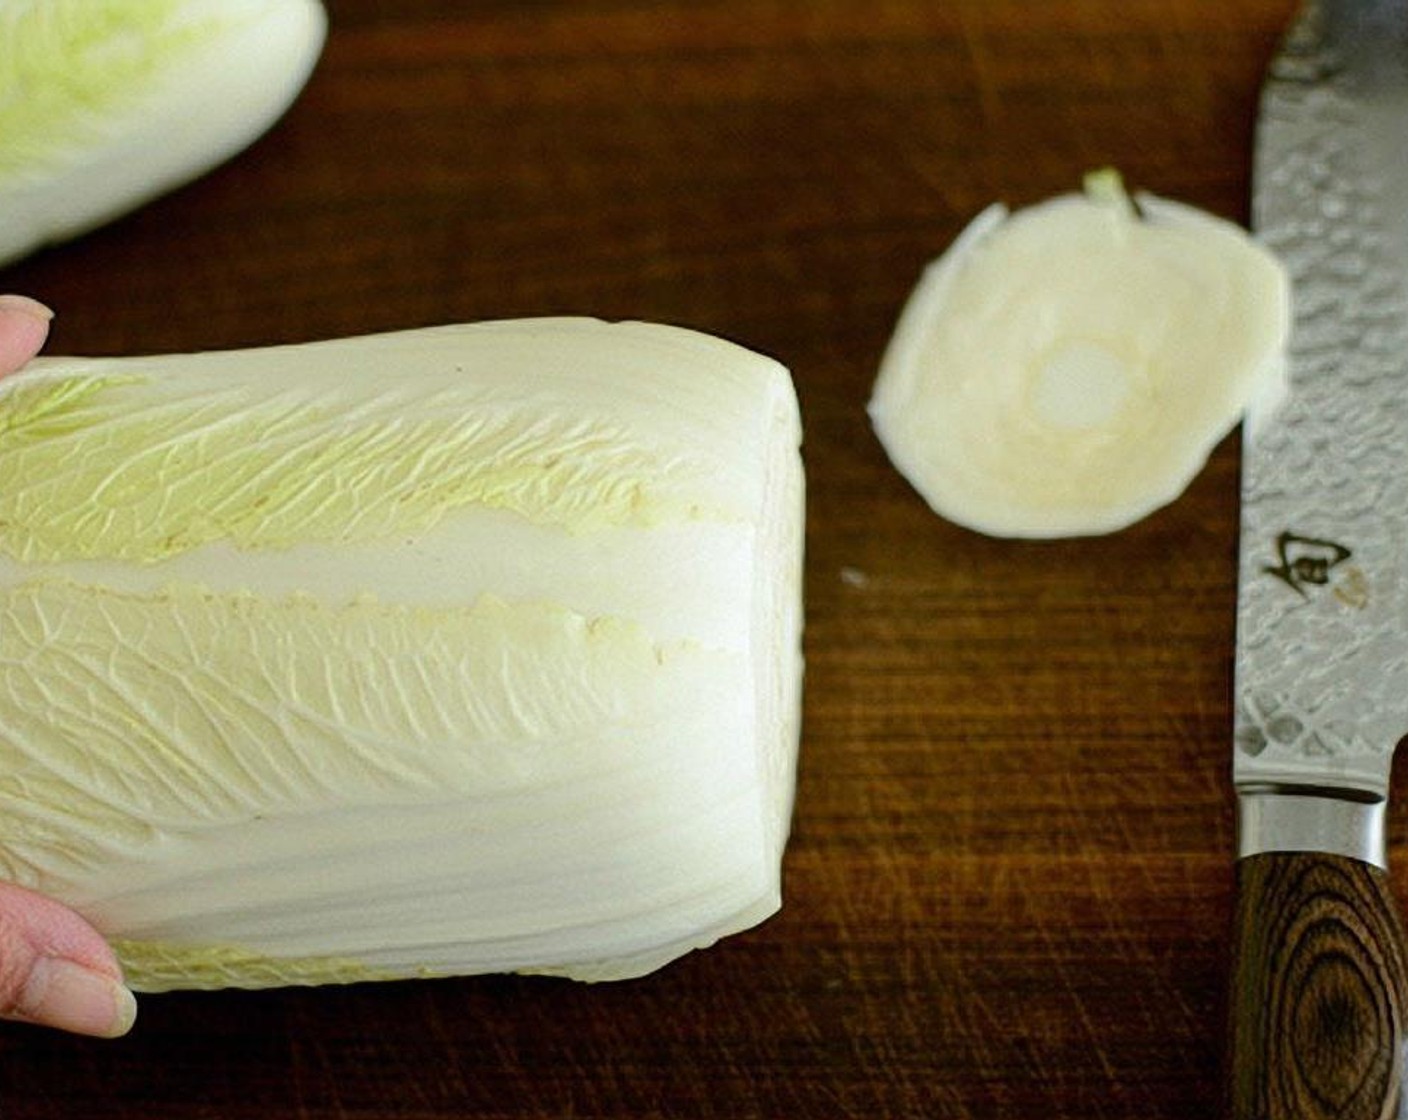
left=1232, top=1, right=1408, bottom=1117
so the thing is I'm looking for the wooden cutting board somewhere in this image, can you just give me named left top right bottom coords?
left=0, top=2, right=1314, bottom=1116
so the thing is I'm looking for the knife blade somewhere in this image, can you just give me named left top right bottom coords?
left=1232, top=1, right=1408, bottom=1116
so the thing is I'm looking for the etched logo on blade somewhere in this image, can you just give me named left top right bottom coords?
left=1262, top=531, right=1367, bottom=607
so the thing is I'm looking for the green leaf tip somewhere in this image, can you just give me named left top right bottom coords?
left=0, top=370, right=715, bottom=565
left=0, top=374, right=143, bottom=441
left=0, top=0, right=234, bottom=181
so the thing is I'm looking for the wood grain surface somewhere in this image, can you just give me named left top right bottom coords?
left=0, top=1, right=1344, bottom=1117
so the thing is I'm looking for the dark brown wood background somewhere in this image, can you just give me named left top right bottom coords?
left=0, top=1, right=1332, bottom=1116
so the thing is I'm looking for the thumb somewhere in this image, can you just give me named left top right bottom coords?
left=0, top=881, right=137, bottom=1038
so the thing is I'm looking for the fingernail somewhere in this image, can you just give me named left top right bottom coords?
left=0, top=295, right=54, bottom=323
left=20, top=958, right=137, bottom=1039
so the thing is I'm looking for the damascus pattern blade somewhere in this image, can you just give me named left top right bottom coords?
left=1237, top=0, right=1408, bottom=797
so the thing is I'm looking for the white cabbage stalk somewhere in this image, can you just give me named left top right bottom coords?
left=0, top=0, right=327, bottom=267
left=869, top=172, right=1290, bottom=538
left=0, top=319, right=805, bottom=993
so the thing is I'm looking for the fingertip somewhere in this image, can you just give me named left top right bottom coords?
left=0, top=294, right=54, bottom=376
left=16, top=957, right=137, bottom=1039
left=0, top=880, right=135, bottom=1037
left=110, top=982, right=139, bottom=1038
left=0, top=294, right=54, bottom=322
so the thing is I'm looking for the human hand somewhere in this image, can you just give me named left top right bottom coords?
left=0, top=296, right=137, bottom=1038
left=0, top=882, right=136, bottom=1038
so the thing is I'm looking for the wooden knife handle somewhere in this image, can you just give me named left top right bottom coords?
left=1229, top=851, right=1408, bottom=1119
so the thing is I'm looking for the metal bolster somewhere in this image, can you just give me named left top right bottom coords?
left=1237, top=784, right=1388, bottom=868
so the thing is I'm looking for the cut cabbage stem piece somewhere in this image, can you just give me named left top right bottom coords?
left=868, top=170, right=1290, bottom=538
left=0, top=0, right=327, bottom=267
left=0, top=318, right=806, bottom=994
